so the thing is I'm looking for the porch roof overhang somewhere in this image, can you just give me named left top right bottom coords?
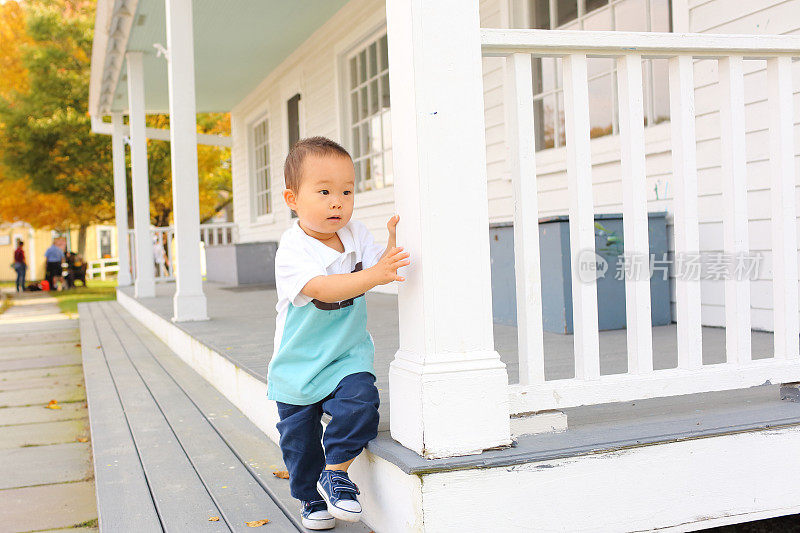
left=89, top=0, right=349, bottom=117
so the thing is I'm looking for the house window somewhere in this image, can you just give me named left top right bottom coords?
left=347, top=33, right=392, bottom=193
left=528, top=0, right=672, bottom=151
left=98, top=228, right=112, bottom=258
left=251, top=117, right=271, bottom=217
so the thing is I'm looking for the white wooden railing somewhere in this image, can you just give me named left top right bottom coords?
left=483, top=29, right=800, bottom=414
left=128, top=222, right=238, bottom=282
left=87, top=258, right=119, bottom=280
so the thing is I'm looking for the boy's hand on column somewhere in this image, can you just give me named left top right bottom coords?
left=371, top=247, right=410, bottom=285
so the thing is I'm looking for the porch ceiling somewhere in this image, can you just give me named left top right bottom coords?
left=90, top=0, right=349, bottom=116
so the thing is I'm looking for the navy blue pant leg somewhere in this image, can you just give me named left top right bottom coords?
left=321, top=372, right=380, bottom=465
left=275, top=402, right=325, bottom=502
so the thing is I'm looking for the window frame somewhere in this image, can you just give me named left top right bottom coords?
left=340, top=26, right=393, bottom=195
left=248, top=113, right=273, bottom=221
left=524, top=0, right=673, bottom=151
left=95, top=225, right=115, bottom=259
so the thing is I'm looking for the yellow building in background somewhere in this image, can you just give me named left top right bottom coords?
left=1, top=222, right=118, bottom=283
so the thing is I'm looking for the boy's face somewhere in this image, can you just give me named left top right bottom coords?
left=284, top=154, right=355, bottom=238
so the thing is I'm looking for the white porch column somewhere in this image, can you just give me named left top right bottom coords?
left=111, top=113, right=132, bottom=287
left=126, top=52, right=155, bottom=298
left=164, top=0, right=207, bottom=321
left=385, top=0, right=511, bottom=458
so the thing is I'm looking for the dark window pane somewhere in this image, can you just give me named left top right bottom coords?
left=585, top=0, right=609, bottom=14
left=369, top=42, right=377, bottom=78
left=351, top=92, right=359, bottom=122
left=370, top=79, right=379, bottom=114
left=557, top=0, right=578, bottom=26
left=531, top=0, right=551, bottom=29
left=381, top=73, right=390, bottom=109
left=379, top=35, right=389, bottom=71
left=352, top=126, right=361, bottom=157
left=359, top=50, right=367, bottom=82
left=350, top=57, right=358, bottom=89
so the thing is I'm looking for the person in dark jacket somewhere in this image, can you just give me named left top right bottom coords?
left=13, top=240, right=26, bottom=292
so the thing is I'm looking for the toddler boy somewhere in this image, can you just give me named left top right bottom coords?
left=270, top=136, right=409, bottom=529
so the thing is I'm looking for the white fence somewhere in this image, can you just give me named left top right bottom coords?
left=128, top=222, right=238, bottom=282
left=87, top=258, right=119, bottom=280
left=483, top=29, right=800, bottom=414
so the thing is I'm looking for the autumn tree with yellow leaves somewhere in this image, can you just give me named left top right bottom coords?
left=0, top=0, right=231, bottom=256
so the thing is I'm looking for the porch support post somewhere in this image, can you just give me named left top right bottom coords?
left=126, top=51, right=155, bottom=298
left=111, top=113, right=132, bottom=286
left=385, top=0, right=511, bottom=458
left=164, top=0, right=207, bottom=321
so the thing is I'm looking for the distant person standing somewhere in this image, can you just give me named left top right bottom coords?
left=13, top=240, right=26, bottom=292
left=44, top=239, right=65, bottom=290
left=153, top=237, right=168, bottom=278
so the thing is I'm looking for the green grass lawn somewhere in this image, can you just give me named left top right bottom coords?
left=50, top=279, right=118, bottom=316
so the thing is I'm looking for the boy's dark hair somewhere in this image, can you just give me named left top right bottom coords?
left=284, top=136, right=351, bottom=191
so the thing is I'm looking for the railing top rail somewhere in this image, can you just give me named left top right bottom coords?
left=481, top=29, right=800, bottom=58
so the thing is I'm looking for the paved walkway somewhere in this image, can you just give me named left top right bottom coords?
left=0, top=290, right=98, bottom=533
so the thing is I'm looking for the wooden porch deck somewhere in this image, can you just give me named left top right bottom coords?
left=80, top=300, right=371, bottom=531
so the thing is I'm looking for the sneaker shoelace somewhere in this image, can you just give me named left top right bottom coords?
left=328, top=472, right=360, bottom=497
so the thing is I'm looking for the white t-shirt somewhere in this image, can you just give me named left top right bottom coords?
left=268, top=219, right=385, bottom=403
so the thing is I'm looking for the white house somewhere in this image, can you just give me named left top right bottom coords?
left=89, top=0, right=800, bottom=530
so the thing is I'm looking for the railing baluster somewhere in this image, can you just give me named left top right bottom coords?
left=616, top=54, right=654, bottom=375
left=718, top=56, right=752, bottom=365
left=506, top=53, right=546, bottom=385
left=562, top=53, right=600, bottom=380
left=669, top=55, right=704, bottom=370
left=767, top=56, right=800, bottom=360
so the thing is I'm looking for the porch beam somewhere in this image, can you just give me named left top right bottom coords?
left=110, top=113, right=132, bottom=287
left=90, top=116, right=232, bottom=147
left=164, top=0, right=208, bottom=322
left=125, top=51, right=155, bottom=298
left=385, top=0, right=511, bottom=458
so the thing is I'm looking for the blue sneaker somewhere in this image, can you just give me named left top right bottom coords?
left=301, top=499, right=335, bottom=530
left=316, top=469, right=362, bottom=522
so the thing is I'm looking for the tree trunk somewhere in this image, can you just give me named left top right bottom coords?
left=77, top=224, right=88, bottom=257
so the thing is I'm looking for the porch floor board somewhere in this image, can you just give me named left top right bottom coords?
left=80, top=299, right=371, bottom=531
left=118, top=282, right=800, bottom=473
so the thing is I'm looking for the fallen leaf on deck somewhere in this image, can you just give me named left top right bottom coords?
left=77, top=437, right=88, bottom=442
left=208, top=516, right=220, bottom=522
left=245, top=519, right=270, bottom=527
left=45, top=400, right=61, bottom=410
left=272, top=470, right=289, bottom=479
left=74, top=343, right=81, bottom=347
